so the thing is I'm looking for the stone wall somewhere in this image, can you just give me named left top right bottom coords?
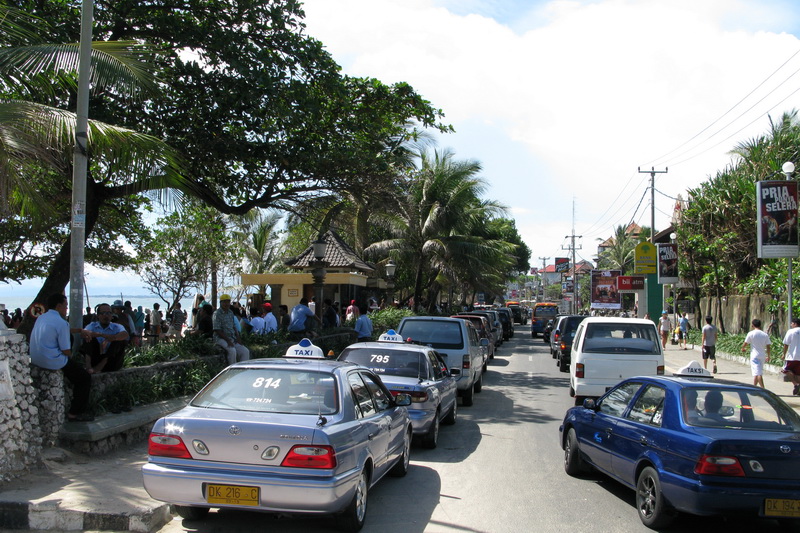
left=0, top=332, right=43, bottom=483
left=697, top=294, right=785, bottom=335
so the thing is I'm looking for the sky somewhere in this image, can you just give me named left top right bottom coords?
left=5, top=0, right=800, bottom=303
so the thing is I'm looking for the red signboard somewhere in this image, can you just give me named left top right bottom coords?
left=617, top=275, right=645, bottom=291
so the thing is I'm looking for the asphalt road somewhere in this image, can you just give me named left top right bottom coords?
left=154, top=333, right=793, bottom=533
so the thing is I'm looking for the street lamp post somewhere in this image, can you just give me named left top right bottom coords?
left=784, top=161, right=796, bottom=331
left=385, top=259, right=397, bottom=306
left=311, top=237, right=328, bottom=319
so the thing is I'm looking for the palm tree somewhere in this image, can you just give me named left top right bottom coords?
left=598, top=224, right=635, bottom=273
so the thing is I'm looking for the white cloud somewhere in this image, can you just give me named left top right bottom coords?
left=303, top=0, right=800, bottom=265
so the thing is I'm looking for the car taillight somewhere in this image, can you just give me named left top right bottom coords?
left=390, top=390, right=428, bottom=403
left=462, top=354, right=470, bottom=369
left=560, top=342, right=567, bottom=351
left=281, top=445, right=336, bottom=469
left=148, top=433, right=192, bottom=458
left=694, top=455, right=745, bottom=476
left=657, top=365, right=665, bottom=375
left=575, top=363, right=584, bottom=378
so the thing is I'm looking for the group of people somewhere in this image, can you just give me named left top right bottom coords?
left=1, top=306, right=23, bottom=329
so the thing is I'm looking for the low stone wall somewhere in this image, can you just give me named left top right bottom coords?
left=698, top=294, right=785, bottom=335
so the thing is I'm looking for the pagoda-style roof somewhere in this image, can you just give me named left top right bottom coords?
left=284, top=230, right=375, bottom=273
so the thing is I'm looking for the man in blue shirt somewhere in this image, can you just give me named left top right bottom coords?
left=288, top=298, right=321, bottom=339
left=29, top=293, right=93, bottom=421
left=213, top=294, right=250, bottom=365
left=81, top=303, right=130, bottom=373
left=354, top=304, right=373, bottom=342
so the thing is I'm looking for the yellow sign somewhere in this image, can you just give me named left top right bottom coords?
left=634, top=242, right=657, bottom=274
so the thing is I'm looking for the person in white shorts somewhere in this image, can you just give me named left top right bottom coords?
left=741, top=318, right=771, bottom=388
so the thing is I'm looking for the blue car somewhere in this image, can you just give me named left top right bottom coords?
left=559, top=369, right=800, bottom=529
left=338, top=336, right=458, bottom=449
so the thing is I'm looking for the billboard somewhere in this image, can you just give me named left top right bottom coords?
left=634, top=242, right=657, bottom=274
left=590, top=269, right=621, bottom=310
left=618, top=275, right=645, bottom=292
left=554, top=257, right=570, bottom=273
left=657, top=243, right=679, bottom=284
left=757, top=180, right=799, bottom=258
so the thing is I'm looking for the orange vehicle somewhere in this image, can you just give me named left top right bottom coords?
left=530, top=302, right=559, bottom=337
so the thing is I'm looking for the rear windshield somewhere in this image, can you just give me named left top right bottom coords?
left=399, top=320, right=464, bottom=350
left=561, top=316, right=587, bottom=335
left=581, top=323, right=660, bottom=354
left=534, top=306, right=559, bottom=318
left=682, top=387, right=800, bottom=431
left=340, top=347, right=428, bottom=378
left=191, top=367, right=337, bottom=415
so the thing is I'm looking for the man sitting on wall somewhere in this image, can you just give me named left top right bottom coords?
left=80, top=303, right=130, bottom=373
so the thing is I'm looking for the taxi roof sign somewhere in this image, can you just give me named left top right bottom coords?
left=673, top=360, right=713, bottom=378
left=285, top=338, right=325, bottom=359
left=378, top=330, right=404, bottom=343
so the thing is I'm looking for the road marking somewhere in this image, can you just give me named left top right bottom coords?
left=529, top=355, right=533, bottom=362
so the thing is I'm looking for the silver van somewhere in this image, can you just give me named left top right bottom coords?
left=569, top=317, right=664, bottom=403
left=397, top=316, right=488, bottom=406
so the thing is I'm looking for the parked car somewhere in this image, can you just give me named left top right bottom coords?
left=547, top=315, right=565, bottom=349
left=496, top=307, right=514, bottom=339
left=506, top=302, right=527, bottom=325
left=452, top=314, right=495, bottom=364
left=552, top=315, right=588, bottom=372
left=560, top=369, right=800, bottom=529
left=142, top=357, right=413, bottom=531
left=464, top=310, right=502, bottom=348
left=568, top=317, right=664, bottom=403
left=338, top=335, right=457, bottom=448
left=397, top=316, right=488, bottom=407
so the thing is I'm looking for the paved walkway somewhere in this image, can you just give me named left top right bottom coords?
left=1, top=341, right=798, bottom=532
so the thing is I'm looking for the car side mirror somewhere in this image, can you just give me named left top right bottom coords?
left=582, top=398, right=598, bottom=410
left=394, top=393, right=412, bottom=407
left=480, top=338, right=489, bottom=346
left=719, top=406, right=734, bottom=417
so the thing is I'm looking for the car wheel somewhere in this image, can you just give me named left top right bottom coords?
left=174, top=505, right=210, bottom=521
left=551, top=348, right=557, bottom=359
left=574, top=396, right=584, bottom=406
left=442, top=399, right=457, bottom=425
left=636, top=466, right=675, bottom=529
left=559, top=357, right=569, bottom=373
left=564, top=428, right=589, bottom=476
left=532, top=331, right=537, bottom=338
left=474, top=373, right=483, bottom=393
left=390, top=428, right=411, bottom=477
left=421, top=412, right=440, bottom=449
left=338, top=469, right=369, bottom=531
left=461, top=383, right=474, bottom=406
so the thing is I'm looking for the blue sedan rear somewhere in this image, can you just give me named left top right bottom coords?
left=559, top=374, right=800, bottom=528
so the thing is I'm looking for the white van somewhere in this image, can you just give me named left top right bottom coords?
left=569, top=317, right=664, bottom=403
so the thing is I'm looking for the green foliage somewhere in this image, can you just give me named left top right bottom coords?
left=686, top=329, right=783, bottom=366
left=368, top=307, right=415, bottom=333
left=124, top=335, right=219, bottom=367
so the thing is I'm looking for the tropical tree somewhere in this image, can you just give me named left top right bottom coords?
left=597, top=224, right=635, bottom=273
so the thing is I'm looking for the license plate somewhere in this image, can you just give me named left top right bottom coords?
left=206, top=484, right=259, bottom=506
left=764, top=498, right=800, bottom=518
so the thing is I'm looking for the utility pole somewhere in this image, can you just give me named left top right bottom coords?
left=563, top=235, right=582, bottom=313
left=638, top=167, right=668, bottom=243
left=538, top=256, right=550, bottom=301
left=638, top=166, right=668, bottom=321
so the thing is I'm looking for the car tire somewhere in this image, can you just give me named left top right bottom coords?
left=564, top=428, right=589, bottom=476
left=558, top=357, right=569, bottom=373
left=474, top=373, right=483, bottom=393
left=442, top=399, right=457, bottom=425
left=461, top=383, right=474, bottom=406
left=421, top=412, right=440, bottom=449
left=174, top=505, right=210, bottom=521
left=338, top=469, right=369, bottom=531
left=389, top=429, right=411, bottom=477
left=636, top=466, right=676, bottom=529
left=551, top=348, right=557, bottom=359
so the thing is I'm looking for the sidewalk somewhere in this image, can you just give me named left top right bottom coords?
left=1, top=342, right=798, bottom=532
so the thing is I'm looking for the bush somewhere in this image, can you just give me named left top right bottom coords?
left=124, top=335, right=219, bottom=367
left=686, top=329, right=783, bottom=366
left=368, top=307, right=415, bottom=334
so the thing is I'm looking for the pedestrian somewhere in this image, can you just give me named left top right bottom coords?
left=678, top=312, right=690, bottom=349
left=249, top=306, right=266, bottom=334
left=741, top=318, right=771, bottom=388
left=346, top=299, right=359, bottom=322
left=701, top=315, right=718, bottom=374
left=658, top=311, right=672, bottom=349
left=322, top=298, right=338, bottom=329
left=354, top=304, right=373, bottom=342
left=168, top=302, right=186, bottom=338
left=262, top=303, right=278, bottom=334
left=781, top=316, right=800, bottom=396
left=151, top=302, right=164, bottom=341
left=213, top=294, right=250, bottom=365
left=278, top=305, right=290, bottom=332
left=29, top=293, right=94, bottom=421
left=288, top=297, right=321, bottom=340
left=80, top=303, right=130, bottom=373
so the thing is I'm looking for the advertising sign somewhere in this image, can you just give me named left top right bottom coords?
left=757, top=180, right=799, bottom=258
left=657, top=243, right=679, bottom=284
left=554, top=257, right=570, bottom=273
left=634, top=242, right=657, bottom=274
left=590, top=269, right=622, bottom=310
left=618, top=275, right=645, bottom=292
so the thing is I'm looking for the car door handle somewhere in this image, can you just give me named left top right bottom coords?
left=368, top=433, right=375, bottom=440
left=640, top=436, right=648, bottom=446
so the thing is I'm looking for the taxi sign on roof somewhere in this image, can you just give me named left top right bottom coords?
left=285, top=338, right=325, bottom=358
left=378, top=330, right=404, bottom=342
left=673, top=360, right=713, bottom=378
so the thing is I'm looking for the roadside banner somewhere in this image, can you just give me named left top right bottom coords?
left=756, top=180, right=799, bottom=258
left=554, top=257, right=570, bottom=273
left=634, top=242, right=657, bottom=274
left=590, top=269, right=621, bottom=309
left=618, top=275, right=645, bottom=292
left=657, top=243, right=679, bottom=284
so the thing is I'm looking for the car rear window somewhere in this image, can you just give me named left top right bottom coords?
left=682, top=387, right=800, bottom=431
left=399, top=320, right=464, bottom=350
left=582, top=323, right=660, bottom=354
left=534, top=306, right=559, bottom=318
left=340, top=347, right=428, bottom=378
left=191, top=368, right=337, bottom=415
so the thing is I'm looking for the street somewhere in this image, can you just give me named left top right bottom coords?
left=154, top=334, right=793, bottom=533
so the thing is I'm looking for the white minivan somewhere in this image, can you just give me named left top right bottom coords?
left=569, top=317, right=664, bottom=403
